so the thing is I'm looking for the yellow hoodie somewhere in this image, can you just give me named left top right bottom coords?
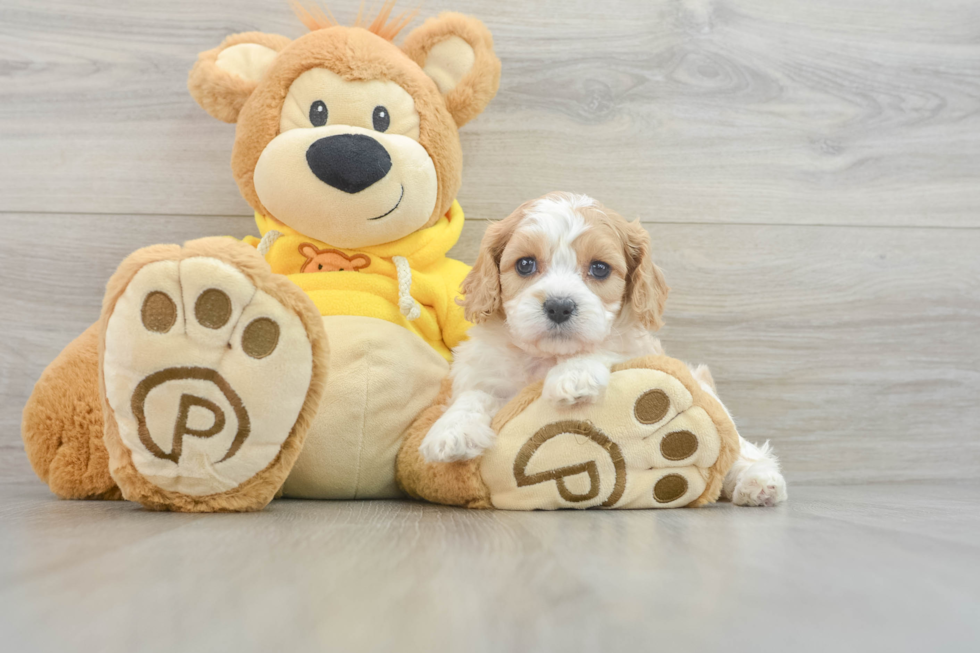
left=242, top=201, right=471, bottom=361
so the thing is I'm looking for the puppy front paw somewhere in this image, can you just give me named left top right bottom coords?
left=419, top=417, right=496, bottom=463
left=732, top=463, right=788, bottom=507
left=543, top=360, right=610, bottom=406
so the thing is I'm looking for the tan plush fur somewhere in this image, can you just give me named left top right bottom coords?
left=98, top=238, right=330, bottom=512
left=291, top=1, right=418, bottom=40
left=188, top=32, right=293, bottom=123
left=402, top=13, right=502, bottom=128
left=396, top=379, right=492, bottom=509
left=490, top=382, right=544, bottom=433
left=21, top=323, right=120, bottom=500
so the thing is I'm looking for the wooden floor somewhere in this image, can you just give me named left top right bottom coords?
left=2, top=481, right=979, bottom=652
left=1, top=1, right=979, bottom=650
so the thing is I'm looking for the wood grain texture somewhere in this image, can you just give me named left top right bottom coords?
left=1, top=0, right=979, bottom=226
left=2, top=214, right=978, bottom=485
left=1, top=481, right=979, bottom=653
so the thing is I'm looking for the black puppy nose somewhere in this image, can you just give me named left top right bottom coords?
left=306, top=134, right=392, bottom=194
left=543, top=297, right=577, bottom=325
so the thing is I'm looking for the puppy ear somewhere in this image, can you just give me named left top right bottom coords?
left=188, top=32, right=291, bottom=123
left=402, top=13, right=501, bottom=128
left=460, top=203, right=527, bottom=324
left=622, top=220, right=670, bottom=330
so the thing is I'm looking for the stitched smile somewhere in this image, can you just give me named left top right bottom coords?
left=369, top=185, right=404, bottom=221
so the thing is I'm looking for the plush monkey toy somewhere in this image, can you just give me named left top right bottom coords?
left=22, top=3, right=501, bottom=511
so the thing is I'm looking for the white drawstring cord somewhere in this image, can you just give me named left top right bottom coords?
left=257, top=230, right=283, bottom=258
left=393, top=255, right=421, bottom=321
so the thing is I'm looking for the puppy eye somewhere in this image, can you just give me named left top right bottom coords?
left=589, top=260, right=611, bottom=280
left=372, top=106, right=390, bottom=132
left=515, top=257, right=537, bottom=277
left=310, top=101, right=328, bottom=127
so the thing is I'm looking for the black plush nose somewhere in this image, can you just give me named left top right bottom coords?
left=543, top=297, right=577, bottom=325
left=306, top=134, right=392, bottom=194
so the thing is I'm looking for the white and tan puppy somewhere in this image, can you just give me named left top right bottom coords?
left=420, top=192, right=787, bottom=507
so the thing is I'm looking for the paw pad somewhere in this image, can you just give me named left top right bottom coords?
left=660, top=430, right=698, bottom=461
left=242, top=317, right=280, bottom=359
left=103, top=257, right=315, bottom=497
left=194, top=288, right=232, bottom=329
left=141, top=291, right=177, bottom=333
left=653, top=473, right=688, bottom=503
left=634, top=389, right=669, bottom=424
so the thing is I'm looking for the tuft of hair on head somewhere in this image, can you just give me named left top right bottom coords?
left=289, top=1, right=418, bottom=41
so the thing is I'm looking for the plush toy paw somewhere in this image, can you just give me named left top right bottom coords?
left=100, top=238, right=327, bottom=512
left=542, top=358, right=610, bottom=406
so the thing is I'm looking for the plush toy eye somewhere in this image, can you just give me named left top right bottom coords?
left=515, top=257, right=537, bottom=277
left=372, top=106, right=390, bottom=132
left=589, top=260, right=611, bottom=280
left=309, top=101, right=328, bottom=127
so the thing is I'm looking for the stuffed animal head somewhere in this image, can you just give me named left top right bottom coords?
left=188, top=2, right=500, bottom=248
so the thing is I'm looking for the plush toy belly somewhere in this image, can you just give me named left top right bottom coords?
left=282, top=315, right=448, bottom=499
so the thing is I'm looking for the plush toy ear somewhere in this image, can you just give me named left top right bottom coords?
left=188, top=32, right=292, bottom=123
left=402, top=13, right=501, bottom=128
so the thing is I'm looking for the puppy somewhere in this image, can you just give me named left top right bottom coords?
left=420, top=192, right=787, bottom=507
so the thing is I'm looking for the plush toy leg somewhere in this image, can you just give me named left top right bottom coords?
left=484, top=356, right=741, bottom=509
left=396, top=379, right=492, bottom=508
left=398, top=356, right=741, bottom=510
left=98, top=238, right=328, bottom=512
left=22, top=323, right=120, bottom=500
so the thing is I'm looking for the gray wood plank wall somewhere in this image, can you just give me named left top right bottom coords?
left=1, top=0, right=978, bottom=486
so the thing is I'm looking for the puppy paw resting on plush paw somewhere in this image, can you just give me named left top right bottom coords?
left=543, top=357, right=611, bottom=406
left=420, top=391, right=499, bottom=462
left=419, top=419, right=496, bottom=463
